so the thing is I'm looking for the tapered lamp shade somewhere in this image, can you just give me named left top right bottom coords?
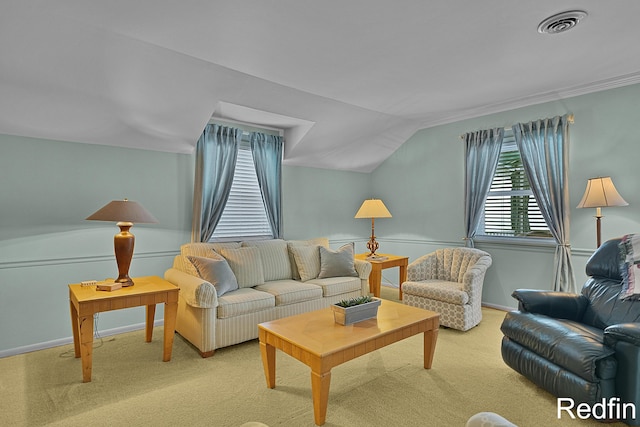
left=576, top=177, right=628, bottom=209
left=355, top=199, right=392, bottom=257
left=87, top=199, right=158, bottom=286
left=577, top=177, right=628, bottom=247
left=354, top=199, right=392, bottom=219
left=86, top=199, right=159, bottom=224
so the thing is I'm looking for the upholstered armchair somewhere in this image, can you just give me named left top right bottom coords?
left=401, top=247, right=492, bottom=331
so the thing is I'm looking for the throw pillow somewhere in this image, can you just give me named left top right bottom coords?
left=187, top=256, right=239, bottom=297
left=318, top=242, right=358, bottom=279
left=287, top=237, right=329, bottom=279
left=219, top=247, right=265, bottom=288
left=289, top=244, right=321, bottom=282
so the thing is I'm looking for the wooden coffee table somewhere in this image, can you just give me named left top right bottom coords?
left=258, top=300, right=439, bottom=425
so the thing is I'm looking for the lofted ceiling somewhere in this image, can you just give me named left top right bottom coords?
left=2, top=1, right=640, bottom=172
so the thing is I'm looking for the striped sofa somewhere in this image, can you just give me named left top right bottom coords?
left=164, top=238, right=372, bottom=357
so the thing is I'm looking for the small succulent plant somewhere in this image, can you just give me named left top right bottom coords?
left=335, top=295, right=374, bottom=308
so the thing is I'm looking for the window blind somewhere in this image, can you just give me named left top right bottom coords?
left=210, top=142, right=273, bottom=241
left=481, top=132, right=551, bottom=238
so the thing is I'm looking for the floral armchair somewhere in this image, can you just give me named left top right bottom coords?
left=401, top=247, right=492, bottom=331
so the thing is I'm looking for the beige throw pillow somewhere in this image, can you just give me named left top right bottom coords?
left=289, top=245, right=321, bottom=282
left=219, top=247, right=265, bottom=288
left=287, top=237, right=329, bottom=279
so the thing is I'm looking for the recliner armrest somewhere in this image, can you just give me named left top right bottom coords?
left=511, top=289, right=588, bottom=320
left=604, top=323, right=640, bottom=347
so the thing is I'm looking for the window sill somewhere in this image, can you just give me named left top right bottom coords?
left=473, top=235, right=556, bottom=248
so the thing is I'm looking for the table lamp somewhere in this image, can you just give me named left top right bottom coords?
left=355, top=199, right=392, bottom=258
left=86, top=199, right=158, bottom=286
left=576, top=177, right=628, bottom=247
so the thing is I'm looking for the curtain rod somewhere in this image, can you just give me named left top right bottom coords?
left=209, top=117, right=284, bottom=134
left=459, top=114, right=574, bottom=140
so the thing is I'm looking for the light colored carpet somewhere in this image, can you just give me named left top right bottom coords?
left=0, top=286, right=624, bottom=427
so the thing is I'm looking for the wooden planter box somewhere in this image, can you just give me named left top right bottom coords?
left=331, top=298, right=381, bottom=325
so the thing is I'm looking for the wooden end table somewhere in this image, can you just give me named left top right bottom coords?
left=355, top=253, right=409, bottom=299
left=258, top=300, right=439, bottom=425
left=68, top=275, right=179, bottom=382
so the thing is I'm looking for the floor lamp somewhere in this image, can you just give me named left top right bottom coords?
left=355, top=199, right=392, bottom=258
left=576, top=177, right=628, bottom=247
left=86, top=199, right=158, bottom=286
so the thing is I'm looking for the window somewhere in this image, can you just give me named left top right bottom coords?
left=210, top=134, right=273, bottom=241
left=479, top=131, right=552, bottom=239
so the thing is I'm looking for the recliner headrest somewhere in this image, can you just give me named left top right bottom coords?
left=585, top=238, right=623, bottom=280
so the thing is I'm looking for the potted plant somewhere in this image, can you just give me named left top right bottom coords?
left=331, top=296, right=381, bottom=325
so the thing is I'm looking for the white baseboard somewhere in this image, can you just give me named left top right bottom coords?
left=0, top=320, right=164, bottom=359
left=482, top=302, right=515, bottom=312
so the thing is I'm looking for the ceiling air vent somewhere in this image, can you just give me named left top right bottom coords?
left=537, top=10, right=588, bottom=34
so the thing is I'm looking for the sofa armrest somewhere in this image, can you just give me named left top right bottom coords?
left=164, top=268, right=219, bottom=309
left=604, top=323, right=640, bottom=347
left=354, top=259, right=372, bottom=280
left=511, top=289, right=588, bottom=320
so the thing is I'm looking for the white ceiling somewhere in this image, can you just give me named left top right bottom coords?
left=3, top=1, right=640, bottom=172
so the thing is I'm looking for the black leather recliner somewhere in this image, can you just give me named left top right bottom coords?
left=501, top=238, right=640, bottom=425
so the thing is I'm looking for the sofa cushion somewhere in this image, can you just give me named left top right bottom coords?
left=287, top=237, right=329, bottom=279
left=242, top=239, right=292, bottom=281
left=219, top=247, right=265, bottom=288
left=181, top=241, right=241, bottom=258
left=255, top=280, right=323, bottom=306
left=402, top=280, right=469, bottom=305
left=501, top=311, right=617, bottom=382
left=217, top=288, right=275, bottom=319
left=289, top=244, right=321, bottom=281
left=187, top=255, right=239, bottom=297
left=318, top=243, right=358, bottom=279
left=307, top=276, right=362, bottom=297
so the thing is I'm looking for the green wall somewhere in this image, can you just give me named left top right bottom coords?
left=2, top=82, right=640, bottom=355
left=0, top=136, right=194, bottom=354
left=370, top=83, right=640, bottom=308
left=282, top=165, right=371, bottom=243
left=0, top=136, right=372, bottom=355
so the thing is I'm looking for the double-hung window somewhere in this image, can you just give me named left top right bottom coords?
left=210, top=132, right=274, bottom=242
left=479, top=131, right=552, bottom=239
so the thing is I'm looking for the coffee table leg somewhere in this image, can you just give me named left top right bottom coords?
left=311, top=370, right=331, bottom=426
left=260, top=341, right=276, bottom=389
left=423, top=327, right=439, bottom=369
